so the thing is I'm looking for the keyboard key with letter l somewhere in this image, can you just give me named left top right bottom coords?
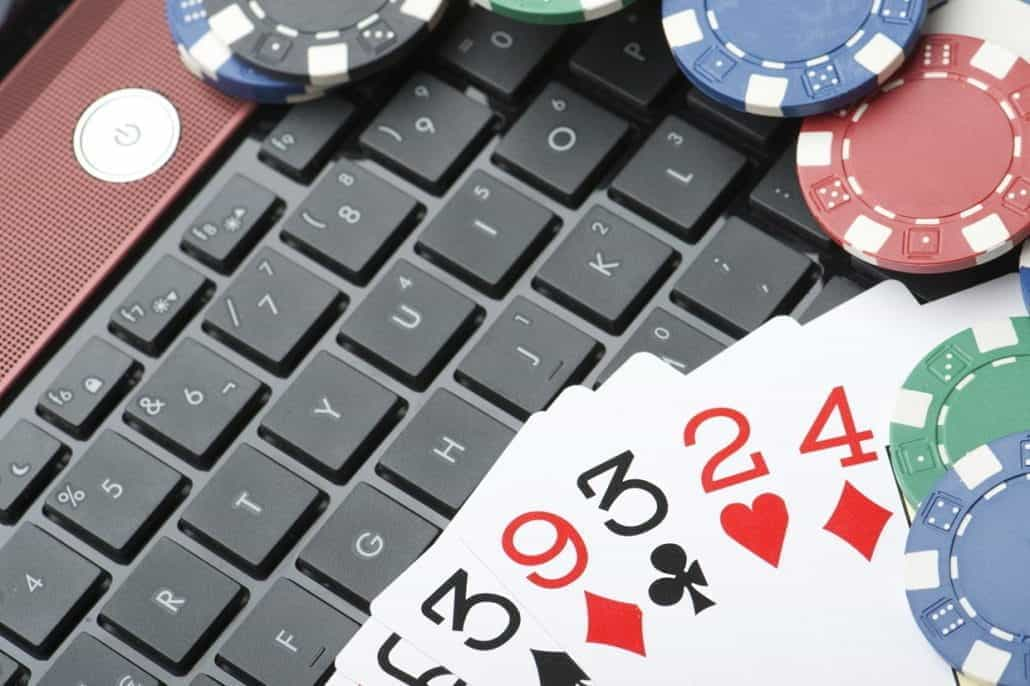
left=534, top=206, right=675, bottom=333
left=260, top=95, right=357, bottom=181
left=38, top=634, right=159, bottom=686
left=218, top=579, right=359, bottom=686
left=361, top=74, right=494, bottom=193
left=339, top=260, right=482, bottom=390
left=416, top=171, right=557, bottom=297
left=379, top=389, right=515, bottom=517
left=569, top=4, right=679, bottom=111
left=672, top=218, right=814, bottom=336
left=0, top=525, right=107, bottom=657
left=37, top=337, right=140, bottom=440
left=181, top=444, right=324, bottom=578
left=282, top=159, right=422, bottom=285
left=110, top=255, right=212, bottom=356
left=181, top=174, right=281, bottom=274
left=457, top=297, right=602, bottom=420
left=260, top=352, right=404, bottom=483
left=611, top=116, right=746, bottom=241
left=204, top=248, right=344, bottom=376
left=598, top=308, right=725, bottom=384
left=125, top=338, right=266, bottom=469
left=439, top=8, right=565, bottom=100
left=0, top=421, right=67, bottom=525
left=44, top=431, right=185, bottom=563
left=495, top=83, right=629, bottom=206
left=99, top=538, right=246, bottom=675
left=298, top=483, right=438, bottom=611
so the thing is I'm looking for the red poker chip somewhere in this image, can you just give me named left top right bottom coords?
left=797, top=34, right=1030, bottom=274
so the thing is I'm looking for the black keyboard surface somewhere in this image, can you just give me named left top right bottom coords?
left=0, top=2, right=1010, bottom=684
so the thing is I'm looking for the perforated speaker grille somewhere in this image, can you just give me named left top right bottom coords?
left=0, top=0, right=252, bottom=400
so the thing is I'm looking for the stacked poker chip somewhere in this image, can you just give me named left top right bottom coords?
left=166, top=0, right=448, bottom=104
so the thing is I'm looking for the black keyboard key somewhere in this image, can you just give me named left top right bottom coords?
left=598, top=308, right=724, bottom=384
left=672, top=218, right=814, bottom=336
left=687, top=89, right=784, bottom=151
left=39, top=635, right=158, bottom=686
left=37, top=337, right=140, bottom=440
left=534, top=206, right=675, bottom=333
left=260, top=352, right=403, bottom=483
left=570, top=3, right=678, bottom=110
left=110, top=255, right=212, bottom=356
left=0, top=421, right=67, bottom=525
left=260, top=95, right=357, bottom=181
left=379, top=389, right=515, bottom=517
left=439, top=8, right=564, bottom=99
left=218, top=579, right=358, bottom=686
left=205, top=248, right=343, bottom=375
left=339, top=260, right=481, bottom=389
left=100, top=538, right=245, bottom=674
left=0, top=651, right=23, bottom=686
left=457, top=297, right=601, bottom=419
left=361, top=74, right=493, bottom=193
left=181, top=444, right=323, bottom=578
left=416, top=171, right=557, bottom=296
left=495, top=83, right=629, bottom=206
left=611, top=116, right=746, bottom=241
left=282, top=160, right=421, bottom=285
left=44, top=431, right=184, bottom=562
left=800, top=278, right=865, bottom=324
left=750, top=144, right=832, bottom=247
left=0, top=525, right=106, bottom=657
left=181, top=174, right=280, bottom=274
left=298, top=484, right=438, bottom=611
left=126, top=339, right=265, bottom=468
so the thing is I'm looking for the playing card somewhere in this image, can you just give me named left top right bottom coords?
left=333, top=617, right=467, bottom=686
left=371, top=532, right=592, bottom=686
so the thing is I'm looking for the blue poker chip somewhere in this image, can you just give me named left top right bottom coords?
left=1021, top=242, right=1030, bottom=314
left=905, top=429, right=1030, bottom=685
left=166, top=0, right=325, bottom=104
left=661, top=0, right=930, bottom=118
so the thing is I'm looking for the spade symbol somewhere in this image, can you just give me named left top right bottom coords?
left=531, top=650, right=590, bottom=686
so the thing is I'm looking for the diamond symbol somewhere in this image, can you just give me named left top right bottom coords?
left=823, top=481, right=893, bottom=561
left=583, top=591, right=646, bottom=656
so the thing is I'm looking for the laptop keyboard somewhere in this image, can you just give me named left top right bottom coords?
left=0, top=2, right=1010, bottom=684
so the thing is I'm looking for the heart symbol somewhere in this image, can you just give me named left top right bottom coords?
left=720, top=493, right=789, bottom=568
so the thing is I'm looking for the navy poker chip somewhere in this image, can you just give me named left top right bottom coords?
left=661, top=0, right=930, bottom=117
left=166, top=0, right=325, bottom=104
left=202, top=0, right=448, bottom=88
left=905, top=429, right=1030, bottom=685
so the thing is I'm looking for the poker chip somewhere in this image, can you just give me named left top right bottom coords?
left=660, top=0, right=928, bottom=118
left=474, top=0, right=631, bottom=25
left=167, top=0, right=326, bottom=103
left=904, top=429, right=1030, bottom=685
left=202, top=0, right=447, bottom=87
left=889, top=317, right=1030, bottom=508
left=797, top=34, right=1030, bottom=274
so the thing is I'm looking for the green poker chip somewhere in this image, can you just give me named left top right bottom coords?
left=475, top=0, right=633, bottom=24
left=889, top=317, right=1030, bottom=508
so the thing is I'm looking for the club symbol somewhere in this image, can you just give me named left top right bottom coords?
left=57, top=484, right=86, bottom=509
left=648, top=543, right=715, bottom=614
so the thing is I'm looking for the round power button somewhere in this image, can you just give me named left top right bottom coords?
left=73, top=88, right=180, bottom=183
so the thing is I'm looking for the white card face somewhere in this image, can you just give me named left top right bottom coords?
left=925, top=0, right=1030, bottom=58
left=371, top=533, right=590, bottom=686
left=334, top=617, right=467, bottom=686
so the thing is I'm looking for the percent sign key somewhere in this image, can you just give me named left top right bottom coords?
left=57, top=484, right=86, bottom=508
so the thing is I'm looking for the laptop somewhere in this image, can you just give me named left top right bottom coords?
left=0, top=0, right=1014, bottom=684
